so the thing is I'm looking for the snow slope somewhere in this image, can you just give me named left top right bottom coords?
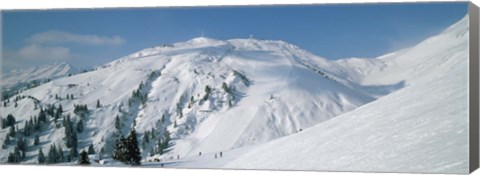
left=0, top=14, right=469, bottom=174
left=1, top=62, right=79, bottom=96
left=0, top=36, right=373, bottom=163
left=226, top=15, right=469, bottom=173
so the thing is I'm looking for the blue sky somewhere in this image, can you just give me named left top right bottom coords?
left=2, top=2, right=468, bottom=73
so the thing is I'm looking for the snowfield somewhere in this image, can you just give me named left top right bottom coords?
left=0, top=14, right=470, bottom=174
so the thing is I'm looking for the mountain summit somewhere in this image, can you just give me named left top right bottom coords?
left=0, top=15, right=469, bottom=173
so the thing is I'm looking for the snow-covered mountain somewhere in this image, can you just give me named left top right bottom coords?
left=0, top=14, right=469, bottom=174
left=225, top=15, right=470, bottom=174
left=1, top=62, right=79, bottom=98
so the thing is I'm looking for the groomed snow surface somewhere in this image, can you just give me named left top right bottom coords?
left=0, top=15, right=470, bottom=173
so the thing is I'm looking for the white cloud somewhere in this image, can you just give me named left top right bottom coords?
left=27, top=30, right=126, bottom=45
left=2, top=44, right=72, bottom=71
left=18, top=44, right=71, bottom=61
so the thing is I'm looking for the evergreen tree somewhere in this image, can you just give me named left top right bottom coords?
left=115, top=115, right=121, bottom=130
left=6, top=114, right=16, bottom=127
left=222, top=82, right=230, bottom=93
left=8, top=125, right=15, bottom=137
left=1, top=117, right=5, bottom=129
left=57, top=104, right=63, bottom=116
left=112, top=135, right=127, bottom=162
left=47, top=144, right=58, bottom=164
left=64, top=115, right=78, bottom=149
left=78, top=150, right=90, bottom=165
left=24, top=121, right=31, bottom=136
left=88, top=143, right=95, bottom=154
left=58, top=146, right=64, bottom=162
left=70, top=94, right=74, bottom=99
left=126, top=129, right=141, bottom=165
left=5, top=134, right=11, bottom=145
left=34, top=135, right=40, bottom=146
left=16, top=137, right=27, bottom=157
left=150, top=128, right=156, bottom=138
left=96, top=99, right=101, bottom=108
left=14, top=101, right=17, bottom=108
left=77, top=119, right=84, bottom=133
left=70, top=144, right=79, bottom=158
left=112, top=129, right=142, bottom=166
left=38, top=149, right=45, bottom=164
left=203, top=85, right=212, bottom=101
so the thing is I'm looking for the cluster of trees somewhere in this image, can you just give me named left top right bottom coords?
left=202, top=85, right=212, bottom=101
left=222, top=82, right=234, bottom=106
left=73, top=104, right=88, bottom=117
left=112, top=129, right=141, bottom=166
left=7, top=137, right=28, bottom=163
left=45, top=144, right=65, bottom=163
left=2, top=108, right=50, bottom=148
left=129, top=81, right=148, bottom=107
left=141, top=128, right=156, bottom=149
left=232, top=70, right=252, bottom=86
left=37, top=143, right=95, bottom=164
left=63, top=115, right=78, bottom=153
left=1, top=114, right=16, bottom=129
left=11, top=95, right=27, bottom=108
left=23, top=117, right=38, bottom=136
left=150, top=130, right=171, bottom=156
left=66, top=94, right=74, bottom=100
left=2, top=99, right=9, bottom=107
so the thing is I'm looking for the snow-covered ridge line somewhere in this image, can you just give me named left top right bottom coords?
left=0, top=14, right=469, bottom=174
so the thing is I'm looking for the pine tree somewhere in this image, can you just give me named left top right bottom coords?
left=115, top=115, right=121, bottom=130
left=47, top=144, right=58, bottom=164
left=57, top=104, right=63, bottom=116
left=126, top=129, right=141, bottom=165
left=6, top=114, right=16, bottom=127
left=70, top=144, right=78, bottom=158
left=150, top=128, right=155, bottom=138
left=78, top=150, right=90, bottom=165
left=38, top=149, right=45, bottom=164
left=96, top=99, right=101, bottom=108
left=88, top=143, right=95, bottom=154
left=34, top=135, right=40, bottom=146
left=112, top=129, right=142, bottom=166
left=1, top=117, right=5, bottom=129
left=70, top=94, right=74, bottom=99
left=14, top=102, right=18, bottom=108
left=112, top=135, right=127, bottom=162
left=58, top=146, right=65, bottom=162
left=8, top=125, right=15, bottom=137
left=5, top=134, right=11, bottom=145
left=77, top=119, right=84, bottom=133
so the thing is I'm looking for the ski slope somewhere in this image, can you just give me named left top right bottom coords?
left=0, top=14, right=470, bottom=174
left=225, top=15, right=470, bottom=174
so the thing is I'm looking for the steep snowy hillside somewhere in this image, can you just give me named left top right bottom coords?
left=329, top=15, right=469, bottom=97
left=226, top=15, right=469, bottom=173
left=0, top=36, right=373, bottom=163
left=0, top=14, right=469, bottom=173
left=1, top=62, right=79, bottom=98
